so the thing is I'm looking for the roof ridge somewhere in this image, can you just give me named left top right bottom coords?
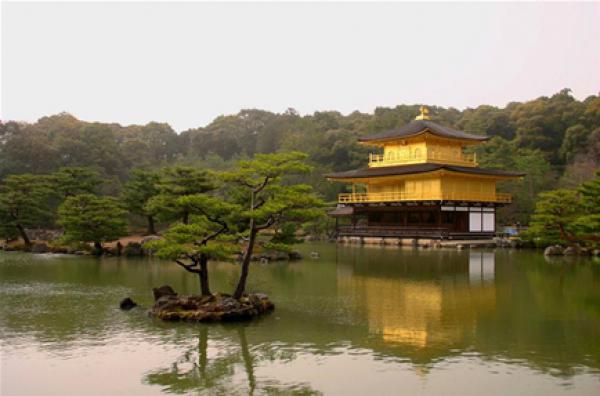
left=358, top=119, right=489, bottom=143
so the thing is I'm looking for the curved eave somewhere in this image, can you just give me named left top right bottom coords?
left=358, top=120, right=490, bottom=145
left=325, top=165, right=525, bottom=183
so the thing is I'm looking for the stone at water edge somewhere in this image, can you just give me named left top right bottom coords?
left=123, top=242, right=143, bottom=257
left=141, top=235, right=161, bottom=244
left=120, top=297, right=138, bottom=310
left=544, top=245, right=564, bottom=256
left=152, top=285, right=177, bottom=301
left=30, top=242, right=50, bottom=253
left=289, top=251, right=303, bottom=260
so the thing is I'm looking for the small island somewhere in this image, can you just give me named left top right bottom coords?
left=149, top=286, right=274, bottom=322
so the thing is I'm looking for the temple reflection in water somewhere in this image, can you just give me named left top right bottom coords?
left=337, top=247, right=496, bottom=353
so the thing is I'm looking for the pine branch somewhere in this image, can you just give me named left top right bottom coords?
left=254, top=176, right=270, bottom=194
left=175, top=259, right=201, bottom=274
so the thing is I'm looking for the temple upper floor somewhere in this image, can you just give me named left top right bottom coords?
left=368, top=135, right=478, bottom=168
left=359, top=107, right=488, bottom=168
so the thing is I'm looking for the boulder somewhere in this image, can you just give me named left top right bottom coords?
left=544, top=245, right=564, bottom=256
left=509, top=239, right=522, bottom=248
left=119, top=297, right=137, bottom=310
left=104, top=246, right=118, bottom=256
left=141, top=235, right=161, bottom=244
left=49, top=245, right=69, bottom=254
left=289, top=251, right=302, bottom=260
left=153, top=285, right=177, bottom=301
left=123, top=242, right=143, bottom=257
left=253, top=250, right=289, bottom=262
left=563, top=246, right=581, bottom=255
left=30, top=242, right=50, bottom=253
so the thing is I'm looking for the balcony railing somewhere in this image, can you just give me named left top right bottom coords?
left=369, top=151, right=477, bottom=167
left=338, top=191, right=511, bottom=204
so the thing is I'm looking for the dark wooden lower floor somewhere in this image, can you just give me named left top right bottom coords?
left=336, top=225, right=495, bottom=239
left=331, top=203, right=498, bottom=239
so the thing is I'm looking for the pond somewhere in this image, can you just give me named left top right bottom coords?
left=1, top=243, right=600, bottom=395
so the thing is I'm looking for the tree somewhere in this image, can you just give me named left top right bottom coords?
left=0, top=125, right=59, bottom=177
left=149, top=195, right=240, bottom=295
left=222, top=152, right=323, bottom=299
left=475, top=138, right=553, bottom=224
left=457, top=105, right=514, bottom=139
left=119, top=122, right=181, bottom=168
left=512, top=89, right=585, bottom=164
left=149, top=152, right=324, bottom=299
left=573, top=172, right=600, bottom=245
left=0, top=174, right=53, bottom=244
left=559, top=124, right=590, bottom=163
left=51, top=166, right=102, bottom=198
left=58, top=194, right=128, bottom=251
left=122, top=168, right=161, bottom=235
left=526, top=189, right=582, bottom=246
left=146, top=166, right=215, bottom=224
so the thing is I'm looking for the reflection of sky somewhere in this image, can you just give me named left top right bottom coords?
left=6, top=334, right=598, bottom=396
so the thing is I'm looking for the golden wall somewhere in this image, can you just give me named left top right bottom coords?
left=369, top=134, right=477, bottom=167
left=364, top=174, right=498, bottom=202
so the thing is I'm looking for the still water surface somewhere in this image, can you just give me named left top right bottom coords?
left=1, top=243, right=600, bottom=395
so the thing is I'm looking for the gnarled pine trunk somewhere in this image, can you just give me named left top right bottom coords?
left=93, top=241, right=103, bottom=254
left=147, top=215, right=157, bottom=235
left=199, top=254, right=211, bottom=296
left=15, top=223, right=31, bottom=246
left=233, top=226, right=257, bottom=299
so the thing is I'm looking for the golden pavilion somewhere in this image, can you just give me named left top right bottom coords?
left=325, top=107, right=524, bottom=239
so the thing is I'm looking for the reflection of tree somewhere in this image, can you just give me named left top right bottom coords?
left=143, top=325, right=321, bottom=395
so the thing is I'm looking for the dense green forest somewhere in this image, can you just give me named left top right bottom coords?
left=1, top=88, right=599, bottom=226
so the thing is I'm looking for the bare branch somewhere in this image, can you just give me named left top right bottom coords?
left=175, top=259, right=201, bottom=274
left=198, top=224, right=228, bottom=246
left=255, top=215, right=277, bottom=230
left=252, top=197, right=266, bottom=210
left=254, top=176, right=270, bottom=194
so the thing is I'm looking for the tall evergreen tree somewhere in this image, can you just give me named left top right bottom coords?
left=146, top=166, right=215, bottom=224
left=51, top=166, right=102, bottom=198
left=122, top=168, right=161, bottom=235
left=58, top=194, right=128, bottom=252
left=0, top=174, right=53, bottom=244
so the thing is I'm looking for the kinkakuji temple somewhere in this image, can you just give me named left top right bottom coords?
left=325, top=107, right=524, bottom=239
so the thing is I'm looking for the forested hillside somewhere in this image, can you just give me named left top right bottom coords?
left=1, top=88, right=599, bottom=224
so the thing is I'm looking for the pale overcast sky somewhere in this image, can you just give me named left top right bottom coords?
left=2, top=1, right=599, bottom=131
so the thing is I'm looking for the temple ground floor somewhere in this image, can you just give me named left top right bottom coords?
left=330, top=202, right=499, bottom=240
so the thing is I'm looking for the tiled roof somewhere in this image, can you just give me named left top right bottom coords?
left=325, top=163, right=525, bottom=179
left=359, top=120, right=489, bottom=143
